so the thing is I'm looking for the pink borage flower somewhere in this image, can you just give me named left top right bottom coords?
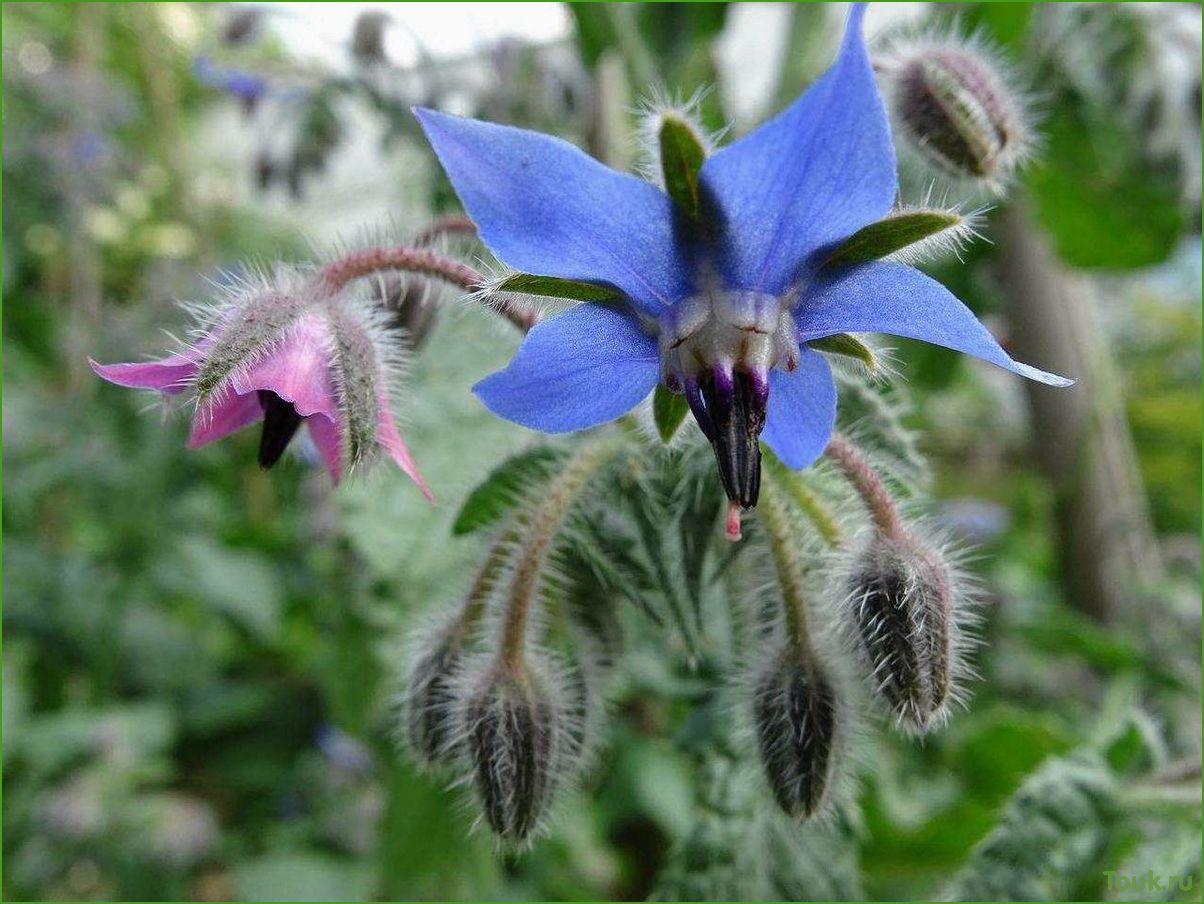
left=91, top=267, right=432, bottom=500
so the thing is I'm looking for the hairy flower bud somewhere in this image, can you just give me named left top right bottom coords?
left=842, top=530, right=967, bottom=733
left=880, top=36, right=1033, bottom=188
left=752, top=644, right=843, bottom=819
left=402, top=618, right=467, bottom=768
left=462, top=661, right=567, bottom=843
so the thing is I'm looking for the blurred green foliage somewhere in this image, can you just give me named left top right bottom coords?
left=3, top=3, right=1200, bottom=902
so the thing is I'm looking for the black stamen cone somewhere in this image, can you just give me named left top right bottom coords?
left=699, top=371, right=764, bottom=509
left=257, top=389, right=303, bottom=469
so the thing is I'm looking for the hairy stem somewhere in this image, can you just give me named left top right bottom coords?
left=758, top=476, right=812, bottom=656
left=498, top=441, right=617, bottom=673
left=317, top=245, right=535, bottom=333
left=824, top=434, right=904, bottom=539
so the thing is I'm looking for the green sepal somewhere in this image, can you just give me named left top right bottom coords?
left=824, top=209, right=963, bottom=267
left=652, top=384, right=689, bottom=443
left=657, top=113, right=707, bottom=218
left=807, top=333, right=879, bottom=372
left=494, top=273, right=621, bottom=303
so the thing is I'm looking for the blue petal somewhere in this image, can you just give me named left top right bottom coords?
left=796, top=261, right=1074, bottom=387
left=415, top=107, right=691, bottom=318
left=698, top=3, right=896, bottom=295
left=473, top=303, right=659, bottom=432
left=761, top=349, right=838, bottom=469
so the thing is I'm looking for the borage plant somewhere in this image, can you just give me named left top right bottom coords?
left=94, top=1, right=1069, bottom=862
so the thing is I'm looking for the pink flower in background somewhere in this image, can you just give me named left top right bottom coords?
left=92, top=271, right=432, bottom=499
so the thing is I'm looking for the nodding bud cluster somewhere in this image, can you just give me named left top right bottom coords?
left=843, top=531, right=958, bottom=733
left=752, top=645, right=842, bottom=819
left=878, top=34, right=1033, bottom=189
left=462, top=659, right=569, bottom=843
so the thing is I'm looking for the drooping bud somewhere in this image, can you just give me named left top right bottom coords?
left=462, top=661, right=566, bottom=843
left=752, top=644, right=843, bottom=819
left=842, top=530, right=965, bottom=733
left=879, top=36, right=1033, bottom=188
left=91, top=266, right=431, bottom=496
left=402, top=617, right=469, bottom=768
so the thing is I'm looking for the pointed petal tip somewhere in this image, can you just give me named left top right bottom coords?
left=1014, top=363, right=1075, bottom=388
left=90, top=355, right=199, bottom=394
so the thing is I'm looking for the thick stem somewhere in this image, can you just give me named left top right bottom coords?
left=497, top=441, right=617, bottom=673
left=824, top=434, right=904, bottom=539
left=317, top=245, right=535, bottom=333
left=758, top=477, right=812, bottom=657
left=993, top=200, right=1162, bottom=623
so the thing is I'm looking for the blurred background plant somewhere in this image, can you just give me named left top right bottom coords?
left=2, top=2, right=1200, bottom=901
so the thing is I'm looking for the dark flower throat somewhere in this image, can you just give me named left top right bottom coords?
left=257, top=390, right=303, bottom=469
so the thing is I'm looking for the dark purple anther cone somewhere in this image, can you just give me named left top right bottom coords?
left=694, top=369, right=766, bottom=509
left=257, top=389, right=303, bottom=469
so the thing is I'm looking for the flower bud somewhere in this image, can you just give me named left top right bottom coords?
left=402, top=617, right=467, bottom=769
left=752, top=645, right=843, bottom=819
left=881, top=36, right=1032, bottom=187
left=843, top=531, right=965, bottom=732
left=463, top=661, right=566, bottom=843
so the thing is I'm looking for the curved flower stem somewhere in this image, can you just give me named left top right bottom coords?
left=497, top=439, right=618, bottom=674
left=413, top=214, right=477, bottom=246
left=317, top=245, right=536, bottom=333
left=450, top=520, right=519, bottom=644
left=758, top=476, right=813, bottom=658
left=824, top=433, right=904, bottom=539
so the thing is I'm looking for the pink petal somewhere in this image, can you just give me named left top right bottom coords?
left=186, top=391, right=264, bottom=449
left=90, top=355, right=199, bottom=395
left=230, top=314, right=339, bottom=419
left=307, top=414, right=343, bottom=485
left=377, top=403, right=434, bottom=502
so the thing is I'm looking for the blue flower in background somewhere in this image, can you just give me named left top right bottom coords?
left=416, top=3, right=1069, bottom=509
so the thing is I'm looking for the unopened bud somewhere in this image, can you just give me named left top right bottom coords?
left=843, top=531, right=964, bottom=732
left=752, top=645, right=843, bottom=819
left=402, top=618, right=467, bottom=768
left=463, top=661, right=566, bottom=843
left=881, top=37, right=1032, bottom=187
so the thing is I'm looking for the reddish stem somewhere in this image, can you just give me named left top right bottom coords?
left=317, top=245, right=535, bottom=332
left=824, top=434, right=904, bottom=538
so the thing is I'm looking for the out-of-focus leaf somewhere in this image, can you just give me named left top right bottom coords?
left=172, top=537, right=284, bottom=641
left=944, top=752, right=1117, bottom=902
left=452, top=445, right=568, bottom=535
left=1029, top=102, right=1185, bottom=269
left=233, top=851, right=374, bottom=903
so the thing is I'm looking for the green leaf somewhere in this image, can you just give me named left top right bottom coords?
left=658, top=114, right=707, bottom=218
left=493, top=272, right=621, bottom=303
left=652, top=384, right=689, bottom=442
left=452, top=445, right=567, bottom=535
left=1029, top=99, right=1184, bottom=269
left=824, top=209, right=964, bottom=267
left=807, top=333, right=879, bottom=371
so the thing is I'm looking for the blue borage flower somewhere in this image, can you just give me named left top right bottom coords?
left=415, top=3, right=1070, bottom=510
